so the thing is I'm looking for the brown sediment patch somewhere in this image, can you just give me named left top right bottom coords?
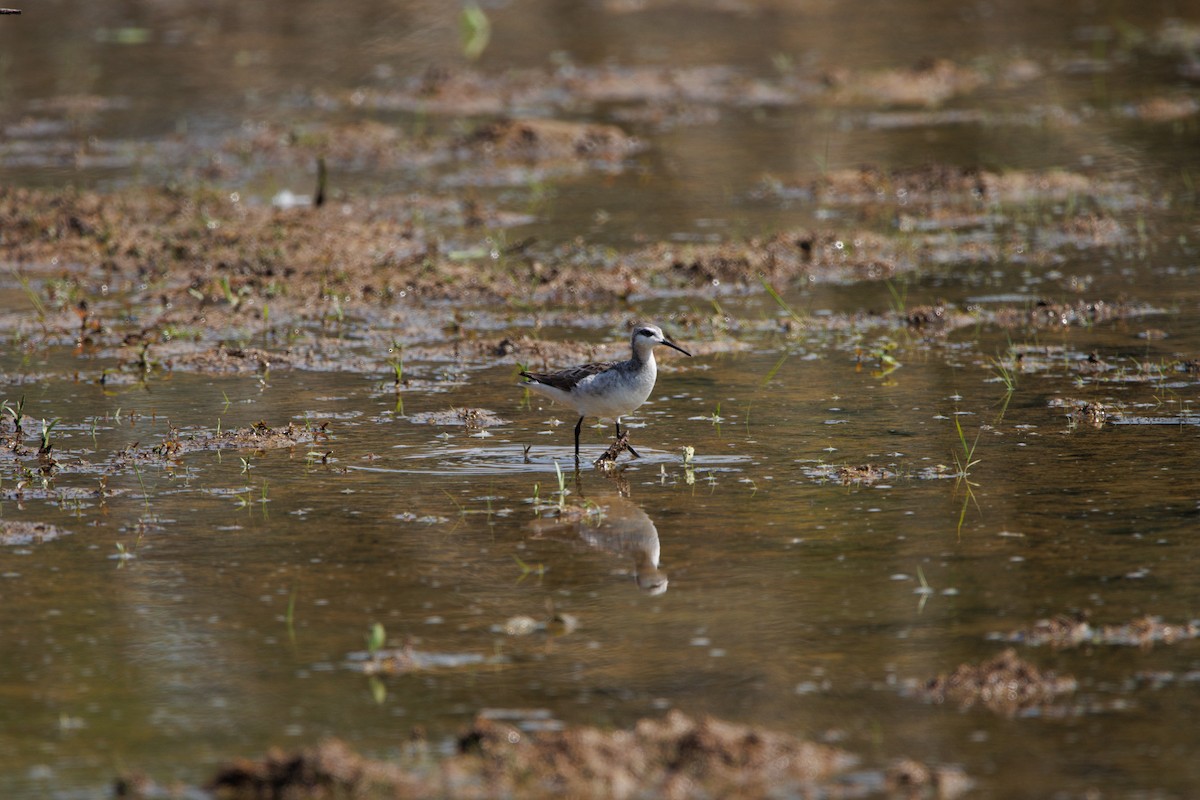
left=799, top=462, right=900, bottom=486
left=991, top=299, right=1156, bottom=330
left=563, top=64, right=804, bottom=107
left=161, top=343, right=279, bottom=375
left=347, top=66, right=556, bottom=116
left=107, top=421, right=333, bottom=465
left=1060, top=398, right=1109, bottom=427
left=455, top=335, right=606, bottom=366
left=834, top=464, right=894, bottom=485
left=887, top=758, right=973, bottom=799
left=920, top=648, right=1077, bottom=716
left=408, top=408, right=508, bottom=428
left=0, top=519, right=69, bottom=546
left=345, top=647, right=510, bottom=676
left=217, top=119, right=451, bottom=174
left=1005, top=612, right=1200, bottom=648
left=1150, top=19, right=1200, bottom=58
left=464, top=118, right=643, bottom=162
left=761, top=165, right=1139, bottom=209
left=347, top=57, right=1023, bottom=119
left=156, top=339, right=399, bottom=376
left=823, top=58, right=986, bottom=108
left=631, top=229, right=902, bottom=290
left=903, top=303, right=976, bottom=332
left=348, top=64, right=811, bottom=117
left=201, top=711, right=859, bottom=800
left=1126, top=96, right=1200, bottom=122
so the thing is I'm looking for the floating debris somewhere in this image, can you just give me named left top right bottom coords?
left=145, top=421, right=332, bottom=460
left=919, top=649, right=1077, bottom=716
left=886, top=758, right=973, bottom=800
left=1003, top=612, right=1200, bottom=649
left=344, top=646, right=509, bottom=676
left=408, top=408, right=509, bottom=428
left=464, top=117, right=643, bottom=162
left=0, top=519, right=68, bottom=546
left=800, top=462, right=897, bottom=486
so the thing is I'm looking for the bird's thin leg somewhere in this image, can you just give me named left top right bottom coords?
left=615, top=419, right=642, bottom=459
left=574, top=416, right=584, bottom=463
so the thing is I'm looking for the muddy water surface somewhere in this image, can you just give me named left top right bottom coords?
left=3, top=1, right=1200, bottom=798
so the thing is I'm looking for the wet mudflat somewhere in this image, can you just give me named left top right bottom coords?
left=3, top=1, right=1200, bottom=798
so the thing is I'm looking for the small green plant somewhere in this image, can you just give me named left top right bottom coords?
left=884, top=278, right=908, bottom=316
left=389, top=344, right=406, bottom=414
left=390, top=348, right=405, bottom=388
left=553, top=460, right=569, bottom=511
left=365, top=622, right=386, bottom=659
left=218, top=276, right=239, bottom=308
left=235, top=486, right=253, bottom=510
left=990, top=356, right=1017, bottom=392
left=17, top=274, right=47, bottom=324
left=951, top=415, right=982, bottom=537
left=761, top=351, right=790, bottom=385
left=760, top=277, right=805, bottom=327
left=951, top=415, right=981, bottom=478
left=915, top=565, right=934, bottom=613
left=132, top=461, right=150, bottom=508
left=114, top=541, right=135, bottom=566
left=327, top=294, right=344, bottom=326
left=369, top=675, right=388, bottom=705
left=3, top=395, right=26, bottom=436
left=513, top=554, right=546, bottom=583
left=989, top=352, right=1018, bottom=421
left=460, top=3, right=491, bottom=61
left=38, top=417, right=59, bottom=455
left=285, top=588, right=298, bottom=645
left=864, top=340, right=901, bottom=379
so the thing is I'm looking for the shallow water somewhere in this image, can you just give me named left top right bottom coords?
left=4, top=1, right=1200, bottom=798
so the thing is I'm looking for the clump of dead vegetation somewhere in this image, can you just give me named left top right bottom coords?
left=920, top=648, right=1077, bottom=716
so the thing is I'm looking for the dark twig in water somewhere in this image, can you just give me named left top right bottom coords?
left=313, top=156, right=327, bottom=207
left=0, top=9, right=22, bottom=14
left=594, top=431, right=634, bottom=467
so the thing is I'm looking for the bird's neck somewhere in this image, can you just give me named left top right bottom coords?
left=631, top=344, right=655, bottom=368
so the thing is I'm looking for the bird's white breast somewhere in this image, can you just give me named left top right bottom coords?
left=572, top=359, right=658, bottom=418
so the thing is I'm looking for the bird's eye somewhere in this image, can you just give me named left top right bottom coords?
left=636, top=328, right=655, bottom=338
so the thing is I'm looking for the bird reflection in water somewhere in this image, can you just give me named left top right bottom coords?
left=529, top=471, right=668, bottom=595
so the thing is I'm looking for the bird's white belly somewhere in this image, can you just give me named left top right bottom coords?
left=572, top=368, right=655, bottom=419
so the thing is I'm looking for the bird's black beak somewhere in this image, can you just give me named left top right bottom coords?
left=665, top=338, right=692, bottom=357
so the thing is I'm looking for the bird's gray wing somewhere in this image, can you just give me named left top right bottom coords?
left=520, top=361, right=617, bottom=392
